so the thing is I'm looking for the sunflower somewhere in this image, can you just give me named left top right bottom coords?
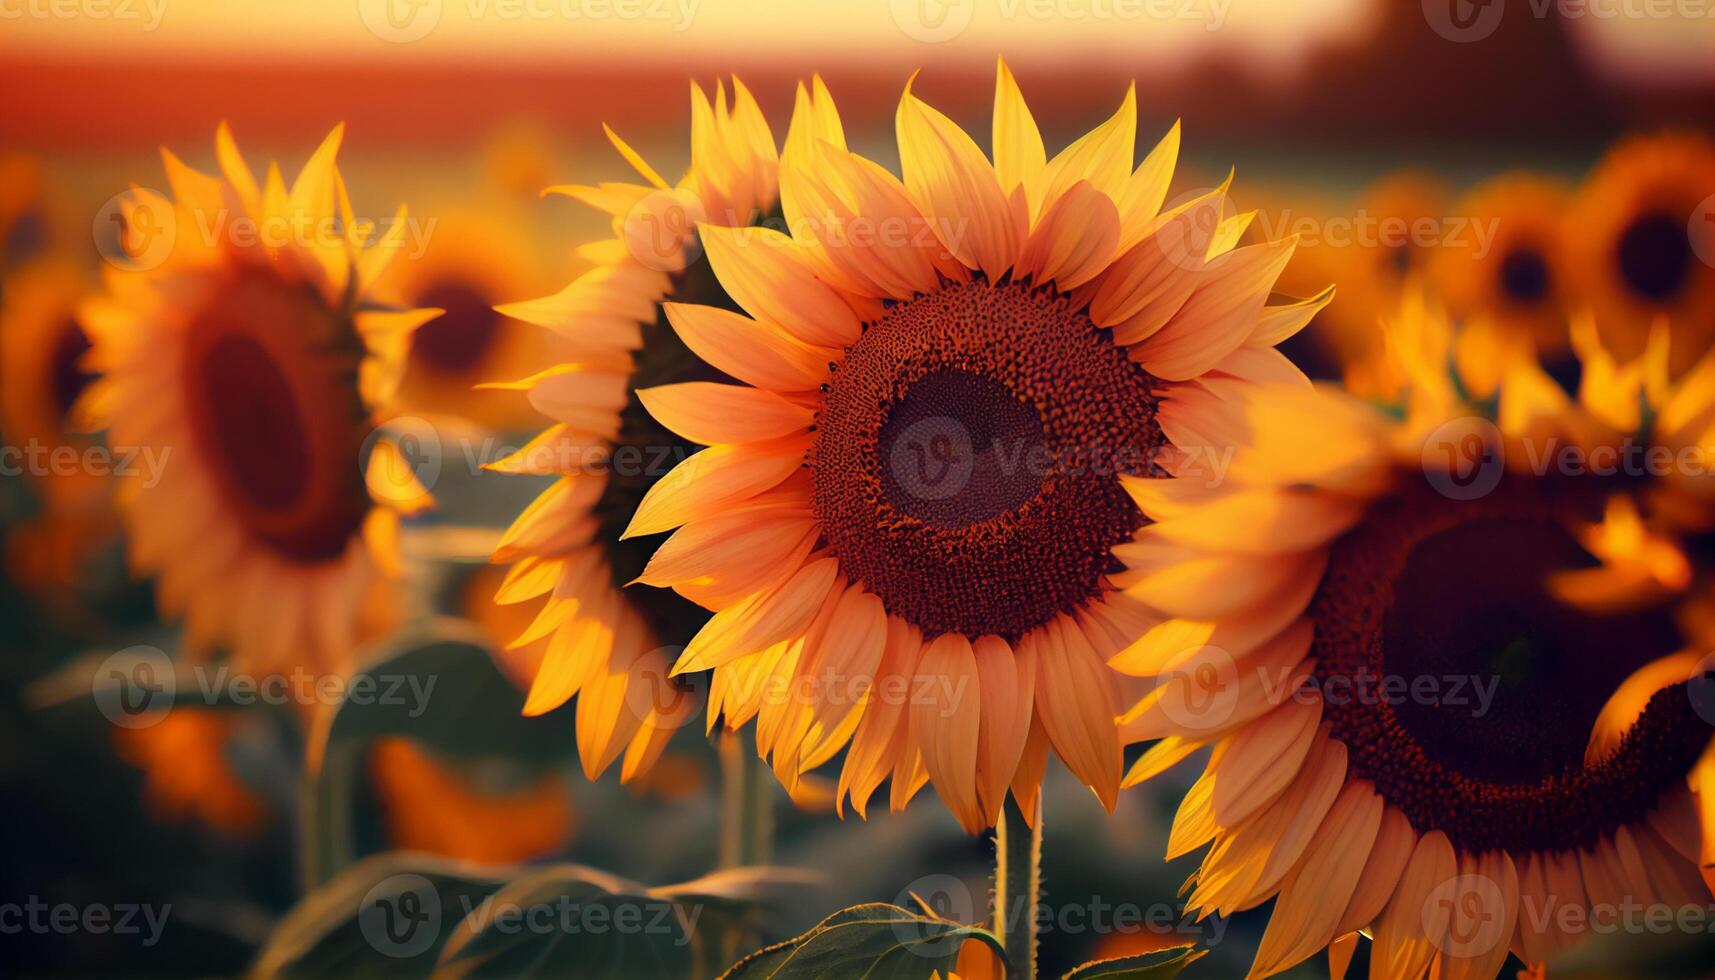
left=0, top=152, right=47, bottom=271
left=1274, top=173, right=1450, bottom=401
left=78, top=125, right=437, bottom=676
left=1, top=257, right=114, bottom=596
left=1428, top=173, right=1573, bottom=358
left=381, top=207, right=564, bottom=432
left=113, top=709, right=268, bottom=838
left=1567, top=132, right=1715, bottom=374
left=1114, top=297, right=1715, bottom=978
left=485, top=77, right=777, bottom=784
left=587, top=61, right=1332, bottom=835
left=368, top=738, right=573, bottom=865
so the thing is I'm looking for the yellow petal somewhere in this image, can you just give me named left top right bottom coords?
left=1369, top=830, right=1456, bottom=980
left=637, top=382, right=814, bottom=447
left=699, top=224, right=861, bottom=348
left=895, top=80, right=1019, bottom=279
left=673, top=557, right=839, bottom=674
left=1037, top=83, right=1135, bottom=214
left=1248, top=780, right=1383, bottom=978
left=910, top=632, right=984, bottom=834
left=973, top=634, right=1034, bottom=827
left=991, top=57, right=1045, bottom=197
left=1015, top=181, right=1121, bottom=290
left=1032, top=617, right=1121, bottom=810
left=662, top=302, right=834, bottom=393
left=623, top=435, right=810, bottom=539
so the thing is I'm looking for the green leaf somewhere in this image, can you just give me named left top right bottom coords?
left=252, top=853, right=511, bottom=978
left=300, top=619, right=569, bottom=888
left=435, top=864, right=696, bottom=979
left=307, top=618, right=568, bottom=771
left=718, top=903, right=1005, bottom=980
left=26, top=641, right=253, bottom=721
left=1061, top=945, right=1206, bottom=980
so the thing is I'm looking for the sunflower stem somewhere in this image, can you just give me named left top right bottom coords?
left=994, top=796, right=1041, bottom=980
left=718, top=728, right=774, bottom=868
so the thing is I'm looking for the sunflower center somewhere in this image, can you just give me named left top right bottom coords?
left=875, top=369, right=1046, bottom=527
left=6, top=206, right=45, bottom=266
left=813, top=279, right=1162, bottom=641
left=1615, top=211, right=1693, bottom=303
left=410, top=279, right=502, bottom=374
left=1498, top=246, right=1551, bottom=304
left=49, top=315, right=94, bottom=421
left=182, top=268, right=370, bottom=565
left=1313, top=476, right=1708, bottom=852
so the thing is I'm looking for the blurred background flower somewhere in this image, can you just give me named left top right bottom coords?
left=3, top=0, right=1714, bottom=976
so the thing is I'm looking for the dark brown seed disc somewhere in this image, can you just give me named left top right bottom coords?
left=812, top=278, right=1163, bottom=641
left=1312, top=474, right=1710, bottom=852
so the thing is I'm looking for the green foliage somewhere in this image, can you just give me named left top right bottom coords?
left=253, top=854, right=821, bottom=979
left=1059, top=945, right=1205, bottom=980
left=300, top=619, right=568, bottom=888
left=251, top=854, right=510, bottom=978
left=718, top=903, right=1006, bottom=980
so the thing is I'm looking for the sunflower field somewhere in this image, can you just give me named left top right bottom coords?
left=4, top=1, right=1715, bottom=978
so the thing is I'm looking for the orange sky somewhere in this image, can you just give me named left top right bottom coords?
left=4, top=0, right=1379, bottom=72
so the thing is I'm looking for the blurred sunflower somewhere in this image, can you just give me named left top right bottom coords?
left=0, top=152, right=48, bottom=271
left=610, top=61, right=1329, bottom=834
left=1429, top=173, right=1572, bottom=358
left=369, top=738, right=573, bottom=865
left=485, top=77, right=776, bottom=784
left=1296, top=174, right=1449, bottom=400
left=114, top=709, right=268, bottom=838
left=382, top=208, right=562, bottom=432
left=1115, top=297, right=1715, bottom=978
left=78, top=125, right=438, bottom=676
left=1, top=258, right=114, bottom=596
left=1567, top=132, right=1715, bottom=373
